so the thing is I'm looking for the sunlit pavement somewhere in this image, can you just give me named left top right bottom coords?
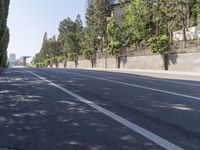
left=0, top=68, right=200, bottom=150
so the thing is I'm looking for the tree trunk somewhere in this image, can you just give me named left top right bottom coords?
left=181, top=2, right=187, bottom=48
left=156, top=22, right=160, bottom=36
left=64, top=56, right=67, bottom=68
left=168, top=25, right=173, bottom=45
left=182, top=27, right=187, bottom=48
left=161, top=54, right=169, bottom=70
left=117, top=56, right=120, bottom=69
left=75, top=60, right=78, bottom=68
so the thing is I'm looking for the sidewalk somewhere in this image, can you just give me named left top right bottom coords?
left=78, top=68, right=200, bottom=81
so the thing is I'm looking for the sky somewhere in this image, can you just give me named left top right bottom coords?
left=7, top=0, right=87, bottom=59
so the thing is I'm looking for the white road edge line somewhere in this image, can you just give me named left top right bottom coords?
left=27, top=70, right=183, bottom=150
left=55, top=70, right=200, bottom=101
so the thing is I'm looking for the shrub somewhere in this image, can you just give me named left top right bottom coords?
left=148, top=35, right=170, bottom=54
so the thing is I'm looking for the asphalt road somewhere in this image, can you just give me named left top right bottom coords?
left=0, top=68, right=200, bottom=150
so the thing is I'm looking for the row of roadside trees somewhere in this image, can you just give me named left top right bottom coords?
left=32, top=15, right=85, bottom=68
left=0, top=0, right=10, bottom=67
left=33, top=0, right=200, bottom=69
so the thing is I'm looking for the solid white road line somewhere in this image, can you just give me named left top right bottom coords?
left=53, top=70, right=200, bottom=101
left=27, top=70, right=183, bottom=150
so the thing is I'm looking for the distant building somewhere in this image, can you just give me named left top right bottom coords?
left=9, top=53, right=16, bottom=67
left=15, top=56, right=31, bottom=66
left=173, top=26, right=200, bottom=41
left=26, top=56, right=34, bottom=66
left=110, top=0, right=129, bottom=24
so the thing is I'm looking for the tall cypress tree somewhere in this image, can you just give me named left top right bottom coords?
left=85, top=0, right=112, bottom=52
left=0, top=0, right=10, bottom=67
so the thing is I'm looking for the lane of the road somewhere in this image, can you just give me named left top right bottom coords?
left=0, top=68, right=200, bottom=150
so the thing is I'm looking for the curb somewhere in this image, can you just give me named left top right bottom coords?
left=77, top=68, right=200, bottom=76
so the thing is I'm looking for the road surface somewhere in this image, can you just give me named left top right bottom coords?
left=0, top=68, right=200, bottom=150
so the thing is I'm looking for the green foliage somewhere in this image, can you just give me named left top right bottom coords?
left=35, top=33, right=61, bottom=65
left=45, top=59, right=51, bottom=66
left=33, top=0, right=199, bottom=67
left=123, top=0, right=150, bottom=45
left=68, top=53, right=76, bottom=61
left=107, top=41, right=122, bottom=57
left=107, top=18, right=122, bottom=42
left=0, top=0, right=10, bottom=67
left=50, top=57, right=57, bottom=65
left=58, top=56, right=64, bottom=63
left=0, top=27, right=9, bottom=67
left=58, top=15, right=84, bottom=58
left=35, top=63, right=44, bottom=68
left=85, top=0, right=111, bottom=51
left=83, top=48, right=93, bottom=60
left=35, top=63, right=40, bottom=68
left=107, top=18, right=123, bottom=57
left=148, top=35, right=170, bottom=54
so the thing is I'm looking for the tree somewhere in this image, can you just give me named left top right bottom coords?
left=148, top=35, right=170, bottom=70
left=176, top=0, right=189, bottom=48
left=0, top=27, right=9, bottom=67
left=58, top=15, right=84, bottom=67
left=75, top=14, right=85, bottom=55
left=123, top=0, right=150, bottom=48
left=85, top=0, right=111, bottom=52
left=151, top=0, right=200, bottom=46
left=151, top=0, right=178, bottom=44
left=38, top=33, right=61, bottom=65
left=68, top=52, right=78, bottom=68
left=107, top=18, right=123, bottom=68
left=0, top=0, right=10, bottom=67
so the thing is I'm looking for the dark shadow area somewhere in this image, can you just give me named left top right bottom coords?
left=121, top=55, right=127, bottom=68
left=169, top=53, right=178, bottom=65
left=91, top=58, right=96, bottom=68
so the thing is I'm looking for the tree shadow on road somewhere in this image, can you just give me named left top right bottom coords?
left=0, top=69, right=161, bottom=150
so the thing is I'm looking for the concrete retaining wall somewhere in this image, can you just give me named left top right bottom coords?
left=121, top=55, right=164, bottom=70
left=95, top=58, right=117, bottom=69
left=78, top=60, right=91, bottom=68
left=168, top=52, right=200, bottom=73
left=57, top=52, right=200, bottom=73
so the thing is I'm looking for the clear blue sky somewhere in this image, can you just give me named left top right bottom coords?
left=7, top=0, right=86, bottom=58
